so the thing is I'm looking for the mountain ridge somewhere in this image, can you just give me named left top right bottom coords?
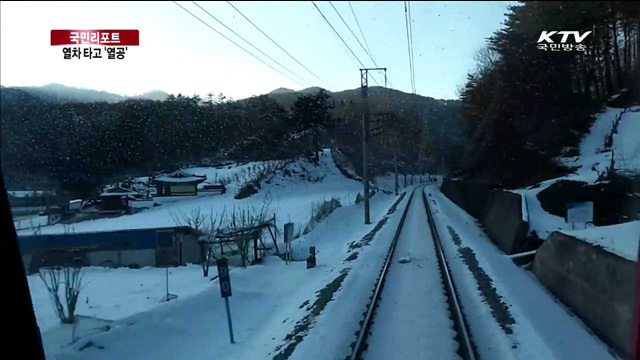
left=2, top=83, right=170, bottom=103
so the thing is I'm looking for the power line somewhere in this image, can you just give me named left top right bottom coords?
left=173, top=1, right=304, bottom=87
left=404, top=1, right=415, bottom=94
left=408, top=1, right=416, bottom=93
left=226, top=1, right=332, bottom=89
left=347, top=1, right=393, bottom=89
left=191, top=1, right=311, bottom=87
left=329, top=2, right=377, bottom=68
left=348, top=2, right=373, bottom=59
left=311, top=1, right=381, bottom=86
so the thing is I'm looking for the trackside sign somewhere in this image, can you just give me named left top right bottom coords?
left=566, top=202, right=594, bottom=225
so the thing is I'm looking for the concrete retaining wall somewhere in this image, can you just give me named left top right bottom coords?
left=482, top=190, right=530, bottom=254
left=533, top=232, right=635, bottom=355
left=441, top=178, right=529, bottom=254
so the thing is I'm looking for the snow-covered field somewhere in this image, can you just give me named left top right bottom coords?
left=28, top=178, right=618, bottom=359
left=515, top=106, right=640, bottom=260
left=38, top=189, right=407, bottom=359
left=28, top=149, right=420, bottom=359
left=18, top=149, right=363, bottom=243
left=14, top=214, right=49, bottom=230
left=188, top=160, right=284, bottom=189
left=30, top=265, right=207, bottom=334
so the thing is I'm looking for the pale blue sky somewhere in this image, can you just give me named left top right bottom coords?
left=0, top=1, right=514, bottom=100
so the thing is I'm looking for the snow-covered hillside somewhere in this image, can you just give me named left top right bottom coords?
left=516, top=105, right=640, bottom=260
left=558, top=106, right=640, bottom=181
left=31, top=176, right=408, bottom=360
left=18, top=149, right=363, bottom=241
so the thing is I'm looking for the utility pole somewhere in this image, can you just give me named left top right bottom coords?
left=360, top=67, right=387, bottom=225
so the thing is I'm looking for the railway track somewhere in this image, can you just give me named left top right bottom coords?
left=349, top=185, right=477, bottom=360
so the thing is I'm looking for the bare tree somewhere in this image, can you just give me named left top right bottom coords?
left=224, top=197, right=272, bottom=267
left=171, top=207, right=206, bottom=232
left=39, top=267, right=84, bottom=324
left=199, top=208, right=227, bottom=277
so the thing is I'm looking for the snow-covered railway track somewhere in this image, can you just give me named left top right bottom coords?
left=349, top=185, right=477, bottom=360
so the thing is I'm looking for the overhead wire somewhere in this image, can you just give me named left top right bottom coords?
left=226, top=1, right=332, bottom=89
left=404, top=1, right=416, bottom=94
left=329, top=1, right=377, bottom=68
left=408, top=1, right=416, bottom=93
left=173, top=1, right=305, bottom=87
left=348, top=1, right=373, bottom=60
left=192, top=1, right=311, bottom=86
left=311, top=1, right=382, bottom=86
left=347, top=1, right=393, bottom=89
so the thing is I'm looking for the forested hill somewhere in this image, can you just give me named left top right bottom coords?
left=457, top=1, right=640, bottom=187
left=3, top=83, right=170, bottom=103
left=264, top=86, right=464, bottom=176
left=267, top=86, right=459, bottom=115
left=0, top=85, right=464, bottom=197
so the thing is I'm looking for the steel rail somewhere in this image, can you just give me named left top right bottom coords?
left=422, top=188, right=477, bottom=360
left=349, top=187, right=417, bottom=360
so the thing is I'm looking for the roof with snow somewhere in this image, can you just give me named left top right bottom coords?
left=152, top=169, right=206, bottom=184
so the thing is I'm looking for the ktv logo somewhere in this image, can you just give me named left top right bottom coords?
left=537, top=31, right=592, bottom=52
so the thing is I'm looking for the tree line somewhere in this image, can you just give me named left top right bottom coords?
left=2, top=82, right=464, bottom=199
left=459, top=1, right=640, bottom=186
left=1, top=89, right=335, bottom=197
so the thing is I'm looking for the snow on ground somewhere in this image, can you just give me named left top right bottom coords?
left=558, top=107, right=627, bottom=181
left=425, top=185, right=616, bottom=360
left=188, top=160, right=278, bottom=187
left=373, top=172, right=429, bottom=192
left=30, top=265, right=206, bottom=333
left=46, top=188, right=409, bottom=360
left=31, top=265, right=209, bottom=357
left=18, top=150, right=363, bottom=251
left=614, top=108, right=640, bottom=174
left=513, top=179, right=576, bottom=239
left=280, top=189, right=414, bottom=360
left=366, top=190, right=458, bottom=359
left=516, top=106, right=640, bottom=242
left=14, top=214, right=49, bottom=230
left=561, top=221, right=640, bottom=262
left=28, top=149, right=417, bottom=359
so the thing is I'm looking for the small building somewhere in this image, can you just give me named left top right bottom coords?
left=99, top=187, right=138, bottom=211
left=8, top=190, right=63, bottom=217
left=151, top=169, right=206, bottom=196
left=19, top=226, right=202, bottom=273
left=8, top=190, right=59, bottom=207
left=68, top=199, right=83, bottom=212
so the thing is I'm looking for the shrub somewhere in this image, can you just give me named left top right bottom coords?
left=224, top=199, right=272, bottom=267
left=303, top=197, right=342, bottom=234
left=235, top=183, right=260, bottom=199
